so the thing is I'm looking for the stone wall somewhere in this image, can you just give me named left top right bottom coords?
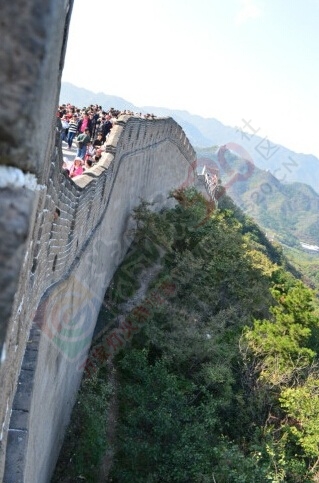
left=0, top=2, right=197, bottom=481
left=0, top=0, right=74, bottom=480
left=1, top=114, right=196, bottom=482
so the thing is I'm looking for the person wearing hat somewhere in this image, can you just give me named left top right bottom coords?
left=76, top=128, right=91, bottom=159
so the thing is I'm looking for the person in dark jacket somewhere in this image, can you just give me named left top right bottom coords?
left=93, top=132, right=103, bottom=148
left=76, top=128, right=91, bottom=159
left=101, top=115, right=113, bottom=142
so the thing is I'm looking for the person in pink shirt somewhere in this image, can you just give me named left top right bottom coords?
left=69, top=157, right=84, bottom=178
left=78, top=112, right=92, bottom=135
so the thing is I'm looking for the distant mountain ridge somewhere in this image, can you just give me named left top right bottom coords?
left=60, top=82, right=137, bottom=112
left=143, top=106, right=319, bottom=195
left=60, top=82, right=319, bottom=193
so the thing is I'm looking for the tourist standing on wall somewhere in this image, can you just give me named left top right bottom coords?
left=77, top=112, right=92, bottom=136
left=101, top=115, right=113, bottom=142
left=76, top=128, right=91, bottom=159
left=67, top=115, right=79, bottom=149
left=90, top=111, right=99, bottom=139
left=60, top=115, right=69, bottom=143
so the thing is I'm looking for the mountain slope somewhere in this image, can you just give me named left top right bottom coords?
left=197, top=145, right=319, bottom=247
left=144, top=105, right=319, bottom=194
left=60, top=82, right=137, bottom=112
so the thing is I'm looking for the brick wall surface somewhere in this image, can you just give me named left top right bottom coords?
left=1, top=114, right=196, bottom=483
left=0, top=1, right=197, bottom=481
left=0, top=1, right=74, bottom=479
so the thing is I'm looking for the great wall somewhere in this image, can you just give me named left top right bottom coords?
left=0, top=1, right=197, bottom=481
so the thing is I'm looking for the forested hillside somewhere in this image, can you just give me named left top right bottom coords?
left=53, top=189, right=319, bottom=483
left=197, top=146, right=319, bottom=248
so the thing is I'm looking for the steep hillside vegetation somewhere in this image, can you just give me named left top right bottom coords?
left=53, top=189, right=319, bottom=483
left=282, top=246, right=319, bottom=291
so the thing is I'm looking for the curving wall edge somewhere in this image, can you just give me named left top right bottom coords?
left=0, top=2, right=197, bottom=481
left=0, top=1, right=74, bottom=481
left=2, top=111, right=196, bottom=483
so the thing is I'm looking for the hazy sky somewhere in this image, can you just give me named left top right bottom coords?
left=62, top=0, right=319, bottom=157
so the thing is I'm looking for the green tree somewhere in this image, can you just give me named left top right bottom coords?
left=243, top=281, right=318, bottom=386
left=280, top=375, right=319, bottom=473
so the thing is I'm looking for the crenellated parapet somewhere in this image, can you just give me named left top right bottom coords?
left=1, top=113, right=196, bottom=483
left=0, top=2, right=196, bottom=481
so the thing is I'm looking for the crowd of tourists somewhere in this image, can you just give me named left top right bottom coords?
left=57, top=103, right=157, bottom=178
